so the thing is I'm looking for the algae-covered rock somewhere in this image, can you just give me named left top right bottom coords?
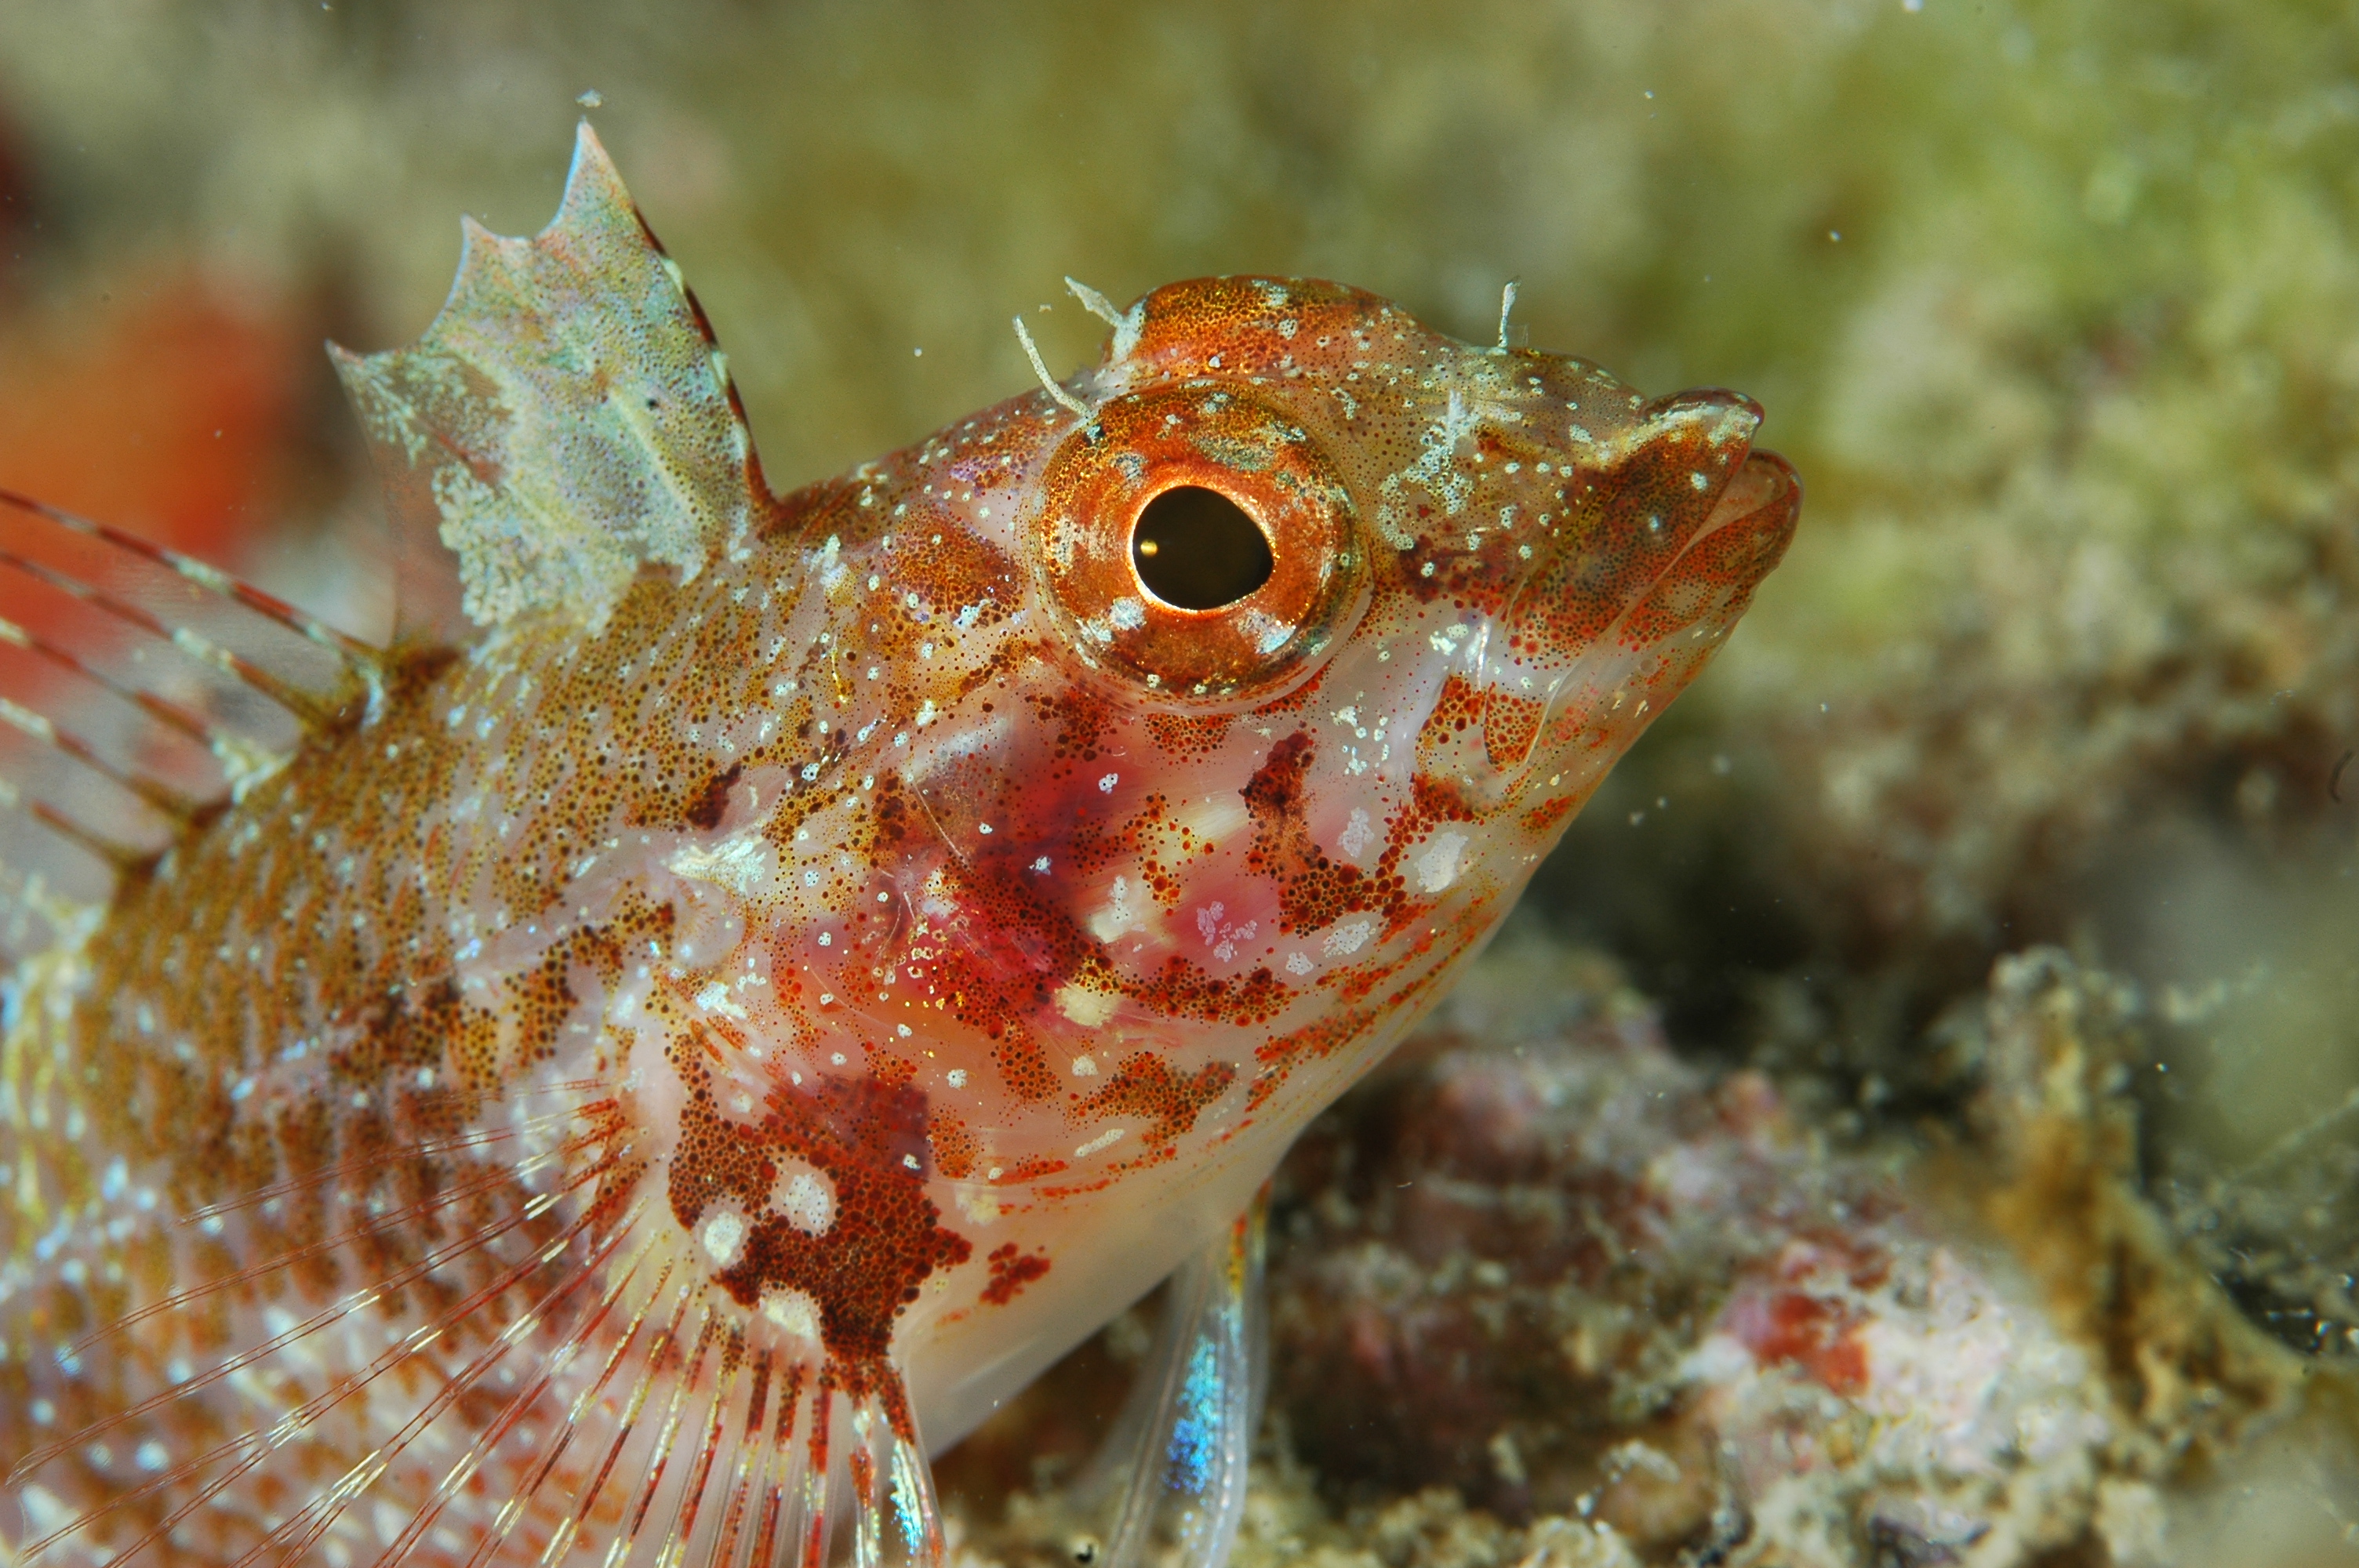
left=952, top=938, right=2356, bottom=1565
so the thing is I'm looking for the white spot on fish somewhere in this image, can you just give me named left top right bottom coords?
left=700, top=1208, right=748, bottom=1269
left=1059, top=985, right=1118, bottom=1027
left=667, top=832, right=777, bottom=898
left=1338, top=808, right=1372, bottom=859
left=762, top=1287, right=823, bottom=1341
left=1416, top=830, right=1468, bottom=893
left=1321, top=918, right=1374, bottom=957
left=777, top=1169, right=834, bottom=1235
left=1196, top=901, right=1259, bottom=962
left=692, top=981, right=748, bottom=1021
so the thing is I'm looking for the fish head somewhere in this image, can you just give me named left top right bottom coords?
left=884, top=273, right=1803, bottom=1033
left=1038, top=274, right=1803, bottom=800
left=736, top=274, right=1798, bottom=1434
left=763, top=275, right=1805, bottom=1131
left=747, top=274, right=1798, bottom=1244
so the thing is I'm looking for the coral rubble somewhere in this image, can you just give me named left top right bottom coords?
left=955, top=938, right=2357, bottom=1565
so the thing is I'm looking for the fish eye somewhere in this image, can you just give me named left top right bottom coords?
left=1032, top=386, right=1366, bottom=707
left=1130, top=486, right=1274, bottom=610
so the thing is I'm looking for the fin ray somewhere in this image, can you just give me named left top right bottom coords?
left=9, top=1159, right=606, bottom=1492
left=557, top=1276, right=701, bottom=1563
left=0, top=488, right=375, bottom=731
left=848, top=1388, right=945, bottom=1568
left=0, top=488, right=383, bottom=669
left=0, top=486, right=385, bottom=931
left=13, top=1192, right=605, bottom=1564
left=121, top=1200, right=618, bottom=1568
left=69, top=1122, right=606, bottom=1361
left=175, top=1098, right=604, bottom=1228
left=347, top=1209, right=663, bottom=1568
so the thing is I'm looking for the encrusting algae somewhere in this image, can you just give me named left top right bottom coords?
left=0, top=126, right=1796, bottom=1567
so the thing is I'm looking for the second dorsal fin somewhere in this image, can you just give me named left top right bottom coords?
left=0, top=488, right=387, bottom=958
left=331, top=122, right=774, bottom=637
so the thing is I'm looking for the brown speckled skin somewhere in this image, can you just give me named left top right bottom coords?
left=2, top=269, right=1795, bottom=1565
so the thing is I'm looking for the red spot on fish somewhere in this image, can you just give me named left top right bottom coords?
left=980, top=1243, right=1052, bottom=1306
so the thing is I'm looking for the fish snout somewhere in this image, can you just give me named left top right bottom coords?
left=1417, top=389, right=1801, bottom=804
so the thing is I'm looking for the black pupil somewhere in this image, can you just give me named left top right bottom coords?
left=1130, top=486, right=1274, bottom=610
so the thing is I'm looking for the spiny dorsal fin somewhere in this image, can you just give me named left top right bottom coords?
left=331, top=122, right=771, bottom=636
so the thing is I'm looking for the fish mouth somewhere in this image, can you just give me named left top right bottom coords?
left=1623, top=445, right=1803, bottom=644
left=1471, top=395, right=1801, bottom=783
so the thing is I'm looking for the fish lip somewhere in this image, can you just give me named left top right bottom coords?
left=1587, top=441, right=1802, bottom=642
left=1666, top=445, right=1801, bottom=570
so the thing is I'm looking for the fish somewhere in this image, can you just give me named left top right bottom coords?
left=0, top=124, right=1797, bottom=1568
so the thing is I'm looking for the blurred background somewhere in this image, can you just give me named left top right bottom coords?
left=2, top=0, right=2356, bottom=1560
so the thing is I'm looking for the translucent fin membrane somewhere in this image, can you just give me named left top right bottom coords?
left=0, top=488, right=382, bottom=952
left=845, top=1379, right=947, bottom=1568
left=10, top=1156, right=631, bottom=1564
left=9, top=1176, right=949, bottom=1566
left=1076, top=1200, right=1267, bottom=1568
left=478, top=1329, right=942, bottom=1568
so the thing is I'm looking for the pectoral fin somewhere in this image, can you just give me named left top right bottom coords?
left=1074, top=1200, right=1267, bottom=1568
left=0, top=488, right=385, bottom=958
